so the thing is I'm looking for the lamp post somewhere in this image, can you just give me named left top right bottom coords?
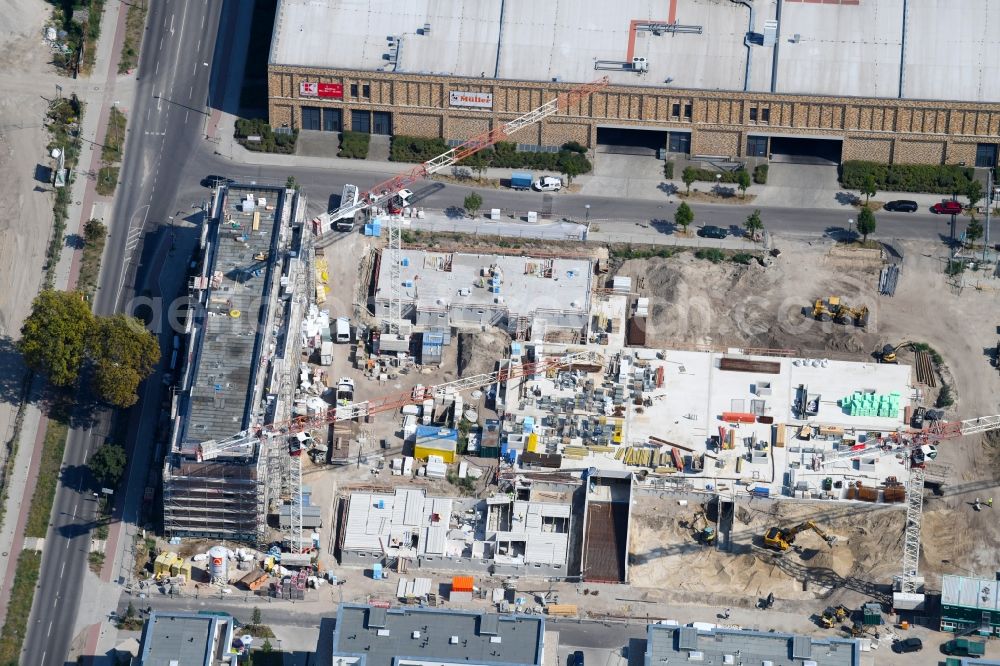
left=715, top=173, right=722, bottom=195
left=584, top=204, right=591, bottom=228
left=847, top=218, right=854, bottom=239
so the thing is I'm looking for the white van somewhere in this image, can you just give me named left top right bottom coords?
left=335, top=317, right=351, bottom=343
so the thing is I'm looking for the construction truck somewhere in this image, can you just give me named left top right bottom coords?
left=335, top=377, right=355, bottom=406
left=819, top=605, right=850, bottom=628
left=877, top=341, right=916, bottom=364
left=690, top=511, right=717, bottom=546
left=763, top=520, right=836, bottom=551
left=813, top=297, right=868, bottom=327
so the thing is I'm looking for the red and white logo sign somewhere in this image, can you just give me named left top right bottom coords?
left=300, top=82, right=344, bottom=99
left=449, top=91, right=493, bottom=108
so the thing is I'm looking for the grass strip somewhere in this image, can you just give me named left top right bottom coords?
left=77, top=219, right=107, bottom=298
left=118, top=2, right=147, bottom=74
left=0, top=551, right=42, bottom=664
left=25, top=420, right=69, bottom=539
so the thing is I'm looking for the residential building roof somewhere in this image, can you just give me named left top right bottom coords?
left=331, top=604, right=544, bottom=666
left=137, top=612, right=234, bottom=666
left=645, top=625, right=861, bottom=666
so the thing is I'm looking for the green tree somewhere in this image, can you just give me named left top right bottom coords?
left=966, top=178, right=983, bottom=212
left=18, top=290, right=95, bottom=386
left=682, top=167, right=697, bottom=195
left=861, top=173, right=877, bottom=204
left=967, top=217, right=984, bottom=247
left=285, top=175, right=298, bottom=190
left=674, top=202, right=694, bottom=234
left=856, top=206, right=877, bottom=243
left=463, top=192, right=483, bottom=218
left=125, top=601, right=136, bottom=619
left=262, top=638, right=273, bottom=652
left=736, top=169, right=751, bottom=198
left=557, top=151, right=588, bottom=184
left=251, top=606, right=262, bottom=627
left=87, top=314, right=160, bottom=408
left=89, top=443, right=127, bottom=488
left=463, top=151, right=490, bottom=181
left=84, top=218, right=106, bottom=245
left=744, top=209, right=764, bottom=241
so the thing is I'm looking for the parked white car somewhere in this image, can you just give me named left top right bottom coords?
left=532, top=176, right=562, bottom=192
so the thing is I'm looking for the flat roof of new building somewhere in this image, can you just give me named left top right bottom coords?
left=272, top=0, right=1000, bottom=103
left=645, top=625, right=861, bottom=666
left=138, top=612, right=230, bottom=666
left=332, top=604, right=544, bottom=666
left=182, top=187, right=284, bottom=444
left=375, top=249, right=591, bottom=320
left=943, top=574, right=1000, bottom=611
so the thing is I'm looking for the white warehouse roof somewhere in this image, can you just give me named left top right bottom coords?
left=272, top=0, right=1000, bottom=104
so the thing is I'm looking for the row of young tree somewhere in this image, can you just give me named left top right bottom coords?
left=18, top=290, right=160, bottom=408
left=672, top=203, right=765, bottom=240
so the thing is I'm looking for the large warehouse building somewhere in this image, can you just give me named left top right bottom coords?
left=268, top=0, right=1000, bottom=167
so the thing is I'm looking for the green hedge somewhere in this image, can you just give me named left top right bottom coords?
left=839, top=161, right=975, bottom=194
left=0, top=551, right=41, bottom=664
left=753, top=164, right=768, bottom=184
left=683, top=167, right=743, bottom=184
left=338, top=131, right=370, bottom=159
left=235, top=118, right=298, bottom=154
left=664, top=161, right=675, bottom=179
left=390, top=136, right=592, bottom=175
left=390, top=136, right=448, bottom=162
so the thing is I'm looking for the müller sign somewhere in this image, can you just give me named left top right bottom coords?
left=449, top=91, right=493, bottom=108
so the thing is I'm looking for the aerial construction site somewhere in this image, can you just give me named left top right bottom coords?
left=150, top=76, right=1000, bottom=648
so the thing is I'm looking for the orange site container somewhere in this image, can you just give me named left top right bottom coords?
left=721, top=412, right=756, bottom=423
left=452, top=576, right=474, bottom=592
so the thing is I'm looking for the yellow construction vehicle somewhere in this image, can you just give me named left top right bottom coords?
left=814, top=297, right=868, bottom=327
left=834, top=303, right=869, bottom=328
left=812, top=297, right=839, bottom=322
left=877, top=341, right=916, bottom=364
left=763, top=520, right=836, bottom=551
left=691, top=511, right=717, bottom=546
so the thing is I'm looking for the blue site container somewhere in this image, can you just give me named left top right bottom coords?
left=510, top=172, right=532, bottom=190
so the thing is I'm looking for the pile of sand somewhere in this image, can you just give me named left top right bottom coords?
left=612, top=249, right=881, bottom=354
left=628, top=496, right=905, bottom=600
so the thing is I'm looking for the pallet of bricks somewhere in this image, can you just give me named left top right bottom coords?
left=274, top=570, right=308, bottom=599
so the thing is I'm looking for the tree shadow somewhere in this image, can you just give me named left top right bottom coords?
left=657, top=182, right=678, bottom=196
left=444, top=206, right=465, bottom=220
left=824, top=226, right=858, bottom=243
left=714, top=185, right=738, bottom=199
left=64, top=233, right=85, bottom=250
left=650, top=219, right=676, bottom=235
left=835, top=191, right=860, bottom=206
left=0, top=336, right=31, bottom=408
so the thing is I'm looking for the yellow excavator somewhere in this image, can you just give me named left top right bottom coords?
left=763, top=520, right=836, bottom=551
left=691, top=511, right=717, bottom=546
left=819, top=605, right=851, bottom=628
left=877, top=341, right=916, bottom=364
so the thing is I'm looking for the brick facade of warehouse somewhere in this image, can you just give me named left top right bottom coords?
left=267, top=65, right=1000, bottom=166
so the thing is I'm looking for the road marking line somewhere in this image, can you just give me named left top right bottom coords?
left=65, top=539, right=70, bottom=550
left=60, top=562, right=65, bottom=579
left=197, top=37, right=201, bottom=50
left=46, top=621, right=52, bottom=637
left=155, top=60, right=159, bottom=75
left=185, top=110, right=190, bottom=123
left=189, top=85, right=193, bottom=100
left=169, top=13, right=175, bottom=35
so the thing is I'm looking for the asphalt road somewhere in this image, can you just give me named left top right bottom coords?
left=176, top=149, right=962, bottom=245
left=23, top=1, right=225, bottom=663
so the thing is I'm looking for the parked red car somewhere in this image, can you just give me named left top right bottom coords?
left=930, top=199, right=963, bottom=214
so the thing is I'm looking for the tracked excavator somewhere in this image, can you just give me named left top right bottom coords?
left=877, top=341, right=917, bottom=364
left=812, top=297, right=869, bottom=327
left=763, top=520, right=836, bottom=551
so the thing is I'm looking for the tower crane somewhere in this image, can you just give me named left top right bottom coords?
left=196, top=350, right=603, bottom=550
left=890, top=414, right=1000, bottom=610
left=311, top=76, right=610, bottom=340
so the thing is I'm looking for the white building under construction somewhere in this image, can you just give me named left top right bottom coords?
left=162, top=184, right=310, bottom=543
left=373, top=250, right=593, bottom=340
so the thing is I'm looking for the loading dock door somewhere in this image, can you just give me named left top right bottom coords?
left=596, top=127, right=668, bottom=156
left=301, top=106, right=321, bottom=131
left=768, top=136, right=842, bottom=165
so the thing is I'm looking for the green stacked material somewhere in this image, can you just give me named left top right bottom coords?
left=839, top=391, right=901, bottom=418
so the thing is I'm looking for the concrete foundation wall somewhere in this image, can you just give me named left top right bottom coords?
left=341, top=550, right=567, bottom=577
left=269, top=65, right=1000, bottom=164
